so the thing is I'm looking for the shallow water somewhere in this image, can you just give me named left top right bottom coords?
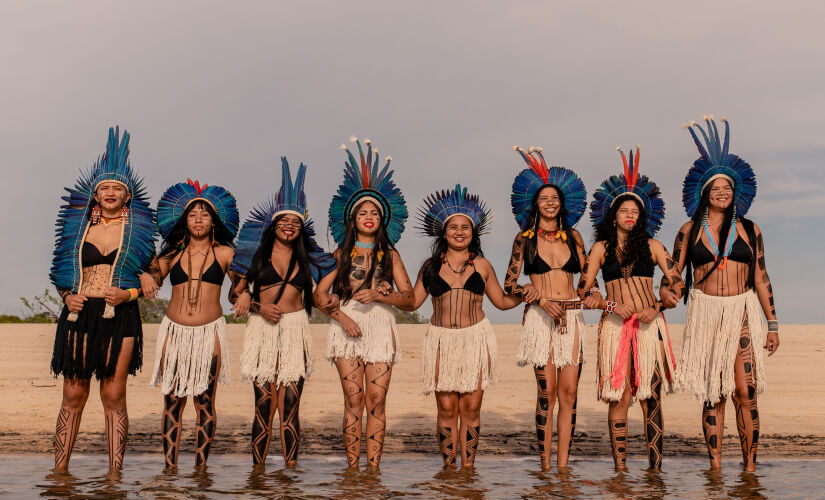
left=2, top=454, right=823, bottom=499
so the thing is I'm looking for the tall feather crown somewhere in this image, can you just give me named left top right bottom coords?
left=230, top=157, right=335, bottom=282
left=510, top=145, right=587, bottom=230
left=157, top=179, right=240, bottom=240
left=682, top=115, right=756, bottom=217
left=417, top=184, right=491, bottom=237
left=328, top=136, right=408, bottom=245
left=590, top=146, right=665, bottom=236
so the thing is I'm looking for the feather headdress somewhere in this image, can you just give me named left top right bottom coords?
left=328, top=136, right=408, bottom=245
left=590, top=146, right=665, bottom=236
left=50, top=126, right=158, bottom=319
left=230, top=157, right=335, bottom=283
left=682, top=115, right=756, bottom=217
left=157, top=179, right=240, bottom=240
left=511, top=145, right=587, bottom=230
left=417, top=184, right=491, bottom=238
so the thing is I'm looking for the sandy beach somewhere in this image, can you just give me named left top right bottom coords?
left=1, top=323, right=822, bottom=460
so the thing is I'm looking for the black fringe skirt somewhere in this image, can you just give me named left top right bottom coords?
left=51, top=298, right=143, bottom=380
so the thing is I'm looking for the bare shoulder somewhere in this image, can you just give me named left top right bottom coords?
left=679, top=220, right=694, bottom=234
left=215, top=245, right=235, bottom=262
left=569, top=228, right=585, bottom=247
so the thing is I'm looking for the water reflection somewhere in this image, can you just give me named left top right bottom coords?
left=22, top=454, right=825, bottom=499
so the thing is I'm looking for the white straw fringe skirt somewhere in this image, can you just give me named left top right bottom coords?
left=240, top=311, right=313, bottom=387
left=326, top=301, right=400, bottom=364
left=517, top=304, right=585, bottom=368
left=149, top=315, right=230, bottom=397
left=596, top=312, right=676, bottom=403
left=420, top=318, right=499, bottom=395
left=675, top=289, right=767, bottom=405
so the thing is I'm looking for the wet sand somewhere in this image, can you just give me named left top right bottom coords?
left=1, top=323, right=822, bottom=459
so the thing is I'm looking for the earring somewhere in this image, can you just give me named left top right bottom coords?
left=91, top=205, right=102, bottom=224
left=120, top=206, right=129, bottom=224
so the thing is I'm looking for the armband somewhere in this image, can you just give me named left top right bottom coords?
left=605, top=301, right=617, bottom=314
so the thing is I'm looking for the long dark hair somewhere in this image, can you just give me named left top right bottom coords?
left=523, top=184, right=578, bottom=266
left=683, top=178, right=748, bottom=303
left=158, top=200, right=235, bottom=259
left=332, top=201, right=395, bottom=303
left=421, top=222, right=484, bottom=293
left=594, top=194, right=652, bottom=269
left=244, top=214, right=316, bottom=314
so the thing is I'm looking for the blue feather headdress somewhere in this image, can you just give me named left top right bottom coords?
left=230, top=157, right=335, bottom=283
left=682, top=115, right=756, bottom=217
left=50, top=126, right=158, bottom=318
left=590, top=146, right=665, bottom=237
left=417, top=184, right=491, bottom=238
left=510, top=145, right=587, bottom=231
left=157, top=179, right=240, bottom=240
left=328, top=136, right=408, bottom=245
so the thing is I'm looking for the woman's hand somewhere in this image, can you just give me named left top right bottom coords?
left=375, top=281, right=393, bottom=296
left=139, top=272, right=159, bottom=300
left=65, top=293, right=87, bottom=313
left=583, top=292, right=602, bottom=310
left=659, top=287, right=679, bottom=309
left=765, top=331, right=780, bottom=356
left=232, top=291, right=251, bottom=318
left=260, top=303, right=283, bottom=324
left=522, top=284, right=540, bottom=304
left=339, top=314, right=362, bottom=337
left=352, top=289, right=383, bottom=304
left=105, top=287, right=131, bottom=306
left=613, top=303, right=633, bottom=320
left=541, top=300, right=564, bottom=319
left=636, top=306, right=658, bottom=324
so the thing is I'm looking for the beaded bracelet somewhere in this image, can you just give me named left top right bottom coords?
left=605, top=301, right=617, bottom=314
left=767, top=320, right=779, bottom=333
left=588, top=286, right=600, bottom=296
left=128, top=288, right=139, bottom=301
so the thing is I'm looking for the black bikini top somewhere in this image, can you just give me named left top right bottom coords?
left=424, top=266, right=486, bottom=297
left=170, top=248, right=225, bottom=286
left=82, top=241, right=117, bottom=267
left=690, top=235, right=753, bottom=267
left=258, top=261, right=305, bottom=291
left=601, top=253, right=654, bottom=283
left=524, top=250, right=580, bottom=275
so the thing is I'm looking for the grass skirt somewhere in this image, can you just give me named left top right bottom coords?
left=51, top=298, right=143, bottom=380
left=517, top=303, right=585, bottom=368
left=149, top=315, right=229, bottom=397
left=596, top=312, right=675, bottom=402
left=420, top=318, right=499, bottom=395
left=326, top=301, right=400, bottom=364
left=240, top=311, right=312, bottom=387
left=675, top=289, right=767, bottom=404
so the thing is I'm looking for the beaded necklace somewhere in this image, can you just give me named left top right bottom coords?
left=702, top=215, right=737, bottom=270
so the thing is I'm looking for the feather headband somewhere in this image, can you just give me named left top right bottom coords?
left=157, top=179, right=240, bottom=240
left=417, top=184, right=491, bottom=237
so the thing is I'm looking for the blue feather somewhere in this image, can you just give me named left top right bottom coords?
left=510, top=164, right=586, bottom=231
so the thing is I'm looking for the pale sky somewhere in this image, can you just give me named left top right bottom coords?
left=2, top=1, right=823, bottom=322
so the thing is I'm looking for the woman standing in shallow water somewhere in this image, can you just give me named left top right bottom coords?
left=50, top=127, right=158, bottom=470
left=229, top=158, right=335, bottom=468
left=148, top=179, right=239, bottom=468
left=661, top=116, right=778, bottom=471
left=578, top=147, right=683, bottom=471
left=504, top=146, right=600, bottom=470
left=314, top=137, right=415, bottom=468
left=405, top=185, right=519, bottom=468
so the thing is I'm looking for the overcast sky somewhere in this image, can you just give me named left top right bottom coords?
left=2, top=1, right=823, bottom=323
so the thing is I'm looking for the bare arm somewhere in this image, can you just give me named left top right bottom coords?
left=376, top=250, right=415, bottom=310
left=660, top=222, right=690, bottom=306
left=577, top=242, right=605, bottom=301
left=408, top=268, right=431, bottom=311
left=503, top=233, right=528, bottom=299
left=479, top=258, right=521, bottom=310
left=752, top=224, right=776, bottom=321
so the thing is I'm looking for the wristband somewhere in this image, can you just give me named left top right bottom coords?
left=605, top=301, right=617, bottom=314
left=767, top=320, right=779, bottom=333
left=128, top=288, right=139, bottom=301
left=539, top=298, right=548, bottom=308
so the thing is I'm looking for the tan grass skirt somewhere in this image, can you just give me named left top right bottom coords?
left=675, top=289, right=767, bottom=404
left=420, top=318, right=499, bottom=395
left=240, top=311, right=312, bottom=387
left=149, top=315, right=230, bottom=397
left=517, top=303, right=585, bottom=368
left=326, top=301, right=400, bottom=364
